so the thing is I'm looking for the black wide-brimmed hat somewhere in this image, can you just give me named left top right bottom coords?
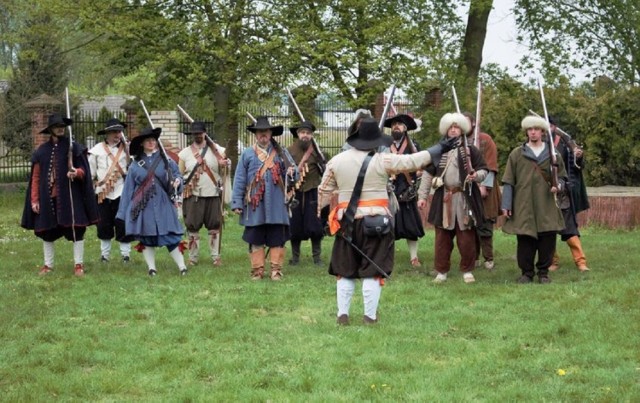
left=40, top=113, right=72, bottom=134
left=97, top=118, right=127, bottom=135
left=548, top=115, right=559, bottom=126
left=384, top=114, right=417, bottom=131
left=184, top=121, right=208, bottom=135
left=246, top=116, right=284, bottom=136
left=130, top=127, right=162, bottom=156
left=346, top=117, right=385, bottom=150
left=289, top=120, right=317, bottom=137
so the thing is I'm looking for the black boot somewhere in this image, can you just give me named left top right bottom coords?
left=312, top=238, right=323, bottom=266
left=289, top=240, right=300, bottom=265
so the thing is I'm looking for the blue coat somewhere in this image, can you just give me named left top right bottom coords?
left=116, top=151, right=184, bottom=237
left=231, top=144, right=297, bottom=227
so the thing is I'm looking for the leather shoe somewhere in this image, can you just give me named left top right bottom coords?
left=363, top=315, right=378, bottom=324
left=517, top=275, right=533, bottom=284
left=337, top=314, right=349, bottom=325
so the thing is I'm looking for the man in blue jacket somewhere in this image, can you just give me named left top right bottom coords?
left=232, top=116, right=298, bottom=280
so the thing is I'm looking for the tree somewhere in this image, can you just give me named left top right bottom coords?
left=456, top=0, right=493, bottom=98
left=278, top=0, right=465, bottom=108
left=514, top=0, right=640, bottom=85
left=1, top=10, right=69, bottom=155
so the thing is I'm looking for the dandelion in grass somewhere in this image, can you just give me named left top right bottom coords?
left=557, top=369, right=566, bottom=376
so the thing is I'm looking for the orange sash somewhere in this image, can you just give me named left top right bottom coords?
left=328, top=198, right=388, bottom=235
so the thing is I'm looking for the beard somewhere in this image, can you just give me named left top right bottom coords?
left=392, top=131, right=405, bottom=141
left=299, top=139, right=311, bottom=151
left=194, top=136, right=204, bottom=145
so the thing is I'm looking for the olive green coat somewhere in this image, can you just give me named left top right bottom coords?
left=501, top=144, right=567, bottom=239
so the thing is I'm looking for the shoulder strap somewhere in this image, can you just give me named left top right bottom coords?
left=342, top=151, right=375, bottom=228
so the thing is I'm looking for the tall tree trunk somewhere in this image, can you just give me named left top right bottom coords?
left=457, top=0, right=493, bottom=102
left=213, top=83, right=238, bottom=167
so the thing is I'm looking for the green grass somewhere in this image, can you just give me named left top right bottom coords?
left=0, top=189, right=638, bottom=401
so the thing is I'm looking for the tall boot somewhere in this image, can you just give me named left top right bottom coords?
left=289, top=240, right=301, bottom=265
left=187, top=231, right=200, bottom=265
left=249, top=246, right=265, bottom=280
left=567, top=236, right=589, bottom=271
left=549, top=250, right=560, bottom=271
left=311, top=238, right=322, bottom=266
left=208, top=229, right=221, bottom=266
left=270, top=247, right=285, bottom=280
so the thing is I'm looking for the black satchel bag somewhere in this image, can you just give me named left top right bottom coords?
left=362, top=214, right=391, bottom=237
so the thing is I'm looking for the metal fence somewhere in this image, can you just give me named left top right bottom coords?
left=1, top=100, right=422, bottom=183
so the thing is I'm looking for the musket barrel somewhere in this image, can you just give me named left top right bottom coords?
left=379, top=84, right=396, bottom=131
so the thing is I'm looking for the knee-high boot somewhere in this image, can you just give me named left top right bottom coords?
left=289, top=240, right=301, bottom=265
left=567, top=236, right=589, bottom=271
left=311, top=238, right=322, bottom=265
left=249, top=246, right=265, bottom=280
left=549, top=250, right=560, bottom=271
left=270, top=247, right=285, bottom=280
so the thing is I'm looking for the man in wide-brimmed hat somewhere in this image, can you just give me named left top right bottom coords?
left=384, top=113, right=425, bottom=268
left=116, top=126, right=187, bottom=277
left=462, top=111, right=502, bottom=272
left=500, top=115, right=567, bottom=284
left=21, top=113, right=100, bottom=277
left=89, top=117, right=134, bottom=264
left=231, top=116, right=298, bottom=281
left=417, top=112, right=488, bottom=284
left=178, top=121, right=231, bottom=268
left=286, top=120, right=326, bottom=266
left=546, top=115, right=590, bottom=273
left=318, top=117, right=454, bottom=325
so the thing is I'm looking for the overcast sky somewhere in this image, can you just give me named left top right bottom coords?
left=480, top=0, right=588, bottom=82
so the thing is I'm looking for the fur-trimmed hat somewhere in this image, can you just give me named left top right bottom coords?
left=346, top=117, right=385, bottom=150
left=439, top=112, right=471, bottom=136
left=289, top=120, right=316, bottom=137
left=384, top=114, right=417, bottom=131
left=40, top=113, right=72, bottom=134
left=521, top=116, right=550, bottom=131
left=130, top=127, right=161, bottom=156
left=247, top=116, right=283, bottom=136
left=97, top=118, right=127, bottom=135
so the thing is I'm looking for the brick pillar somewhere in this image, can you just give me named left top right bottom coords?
left=121, top=99, right=139, bottom=139
left=24, top=94, right=63, bottom=150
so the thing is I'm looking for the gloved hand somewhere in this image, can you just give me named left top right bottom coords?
left=426, top=137, right=458, bottom=160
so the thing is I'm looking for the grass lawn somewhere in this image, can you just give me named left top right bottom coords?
left=0, top=189, right=638, bottom=401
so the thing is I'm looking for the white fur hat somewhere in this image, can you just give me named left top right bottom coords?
left=439, top=112, right=471, bottom=136
left=521, top=116, right=549, bottom=131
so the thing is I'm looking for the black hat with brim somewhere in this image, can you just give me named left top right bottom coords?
left=40, top=113, right=72, bottom=134
left=184, top=121, right=208, bottom=135
left=97, top=118, right=127, bottom=135
left=384, top=114, right=417, bottom=131
left=289, top=120, right=317, bottom=137
left=130, top=127, right=162, bottom=156
left=247, top=116, right=284, bottom=136
left=346, top=117, right=385, bottom=150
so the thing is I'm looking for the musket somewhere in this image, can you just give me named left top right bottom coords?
left=286, top=88, right=326, bottom=172
left=536, top=77, right=559, bottom=190
left=379, top=84, right=396, bottom=131
left=528, top=108, right=580, bottom=169
left=451, top=85, right=475, bottom=176
left=64, top=87, right=77, bottom=241
left=474, top=81, right=482, bottom=148
left=140, top=99, right=178, bottom=202
left=114, top=113, right=131, bottom=164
